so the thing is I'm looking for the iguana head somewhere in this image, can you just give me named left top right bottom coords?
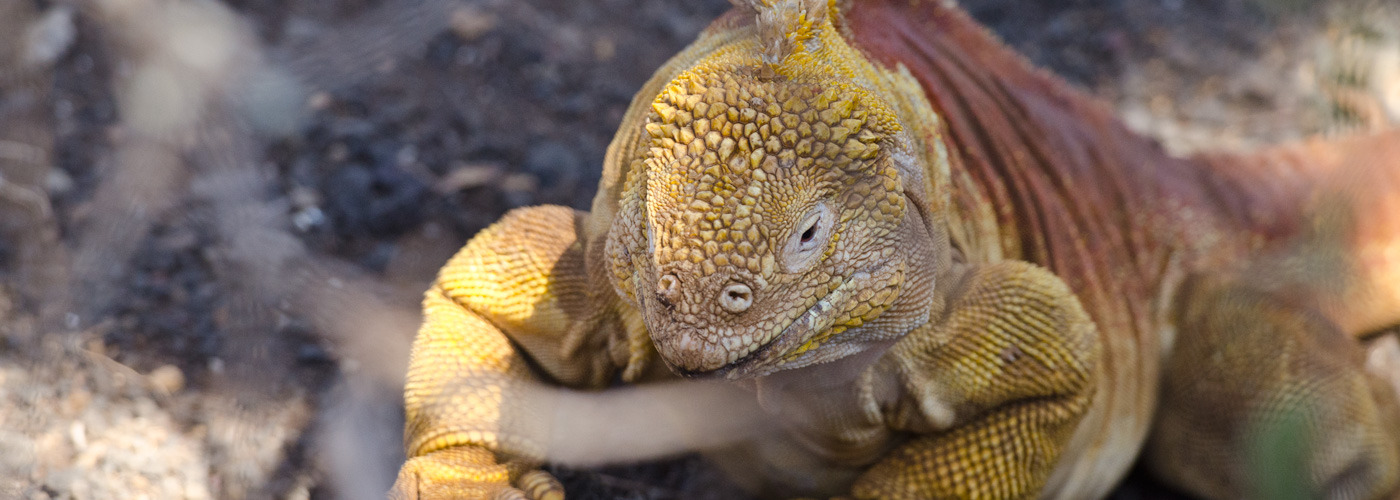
left=605, top=0, right=952, bottom=379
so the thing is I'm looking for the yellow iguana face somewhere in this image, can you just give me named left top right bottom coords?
left=605, top=1, right=946, bottom=378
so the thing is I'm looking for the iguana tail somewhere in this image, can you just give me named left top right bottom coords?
left=1198, top=131, right=1400, bottom=337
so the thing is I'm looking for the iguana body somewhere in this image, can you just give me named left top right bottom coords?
left=392, top=1, right=1400, bottom=499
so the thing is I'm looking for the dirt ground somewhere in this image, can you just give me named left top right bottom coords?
left=1, top=0, right=1397, bottom=499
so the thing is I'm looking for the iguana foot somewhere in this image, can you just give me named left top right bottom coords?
left=1147, top=277, right=1400, bottom=500
left=390, top=447, right=564, bottom=500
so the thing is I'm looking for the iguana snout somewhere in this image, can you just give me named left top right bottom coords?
left=644, top=267, right=781, bottom=375
left=638, top=269, right=818, bottom=378
left=653, top=273, right=752, bottom=313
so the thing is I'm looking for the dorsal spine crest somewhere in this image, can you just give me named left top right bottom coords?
left=732, top=0, right=831, bottom=70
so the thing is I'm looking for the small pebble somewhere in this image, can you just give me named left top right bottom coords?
left=593, top=37, right=616, bottom=62
left=306, top=91, right=332, bottom=111
left=68, top=421, right=86, bottom=450
left=147, top=365, right=184, bottom=394
left=523, top=141, right=582, bottom=189
left=434, top=163, right=501, bottom=193
left=500, top=172, right=539, bottom=193
left=450, top=6, right=498, bottom=41
left=47, top=168, right=74, bottom=195
left=24, top=6, right=75, bottom=66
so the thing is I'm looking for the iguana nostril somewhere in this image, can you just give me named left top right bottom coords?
left=719, top=283, right=753, bottom=313
left=657, top=274, right=680, bottom=306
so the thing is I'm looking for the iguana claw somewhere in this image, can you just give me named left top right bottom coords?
left=388, top=448, right=564, bottom=500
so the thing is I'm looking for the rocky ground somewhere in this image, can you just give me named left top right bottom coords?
left=1, top=0, right=1396, bottom=498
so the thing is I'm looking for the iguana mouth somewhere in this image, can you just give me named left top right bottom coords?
left=679, top=262, right=903, bottom=380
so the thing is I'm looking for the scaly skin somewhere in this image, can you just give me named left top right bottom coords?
left=392, top=1, right=1400, bottom=499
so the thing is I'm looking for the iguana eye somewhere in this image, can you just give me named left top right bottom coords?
left=781, top=202, right=834, bottom=273
left=799, top=221, right=817, bottom=243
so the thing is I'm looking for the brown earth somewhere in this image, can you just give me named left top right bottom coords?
left=1, top=0, right=1396, bottom=499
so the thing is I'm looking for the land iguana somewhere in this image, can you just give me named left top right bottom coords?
left=390, top=0, right=1400, bottom=498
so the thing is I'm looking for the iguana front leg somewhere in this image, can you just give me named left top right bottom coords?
left=391, top=205, right=630, bottom=500
left=854, top=261, right=1100, bottom=500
